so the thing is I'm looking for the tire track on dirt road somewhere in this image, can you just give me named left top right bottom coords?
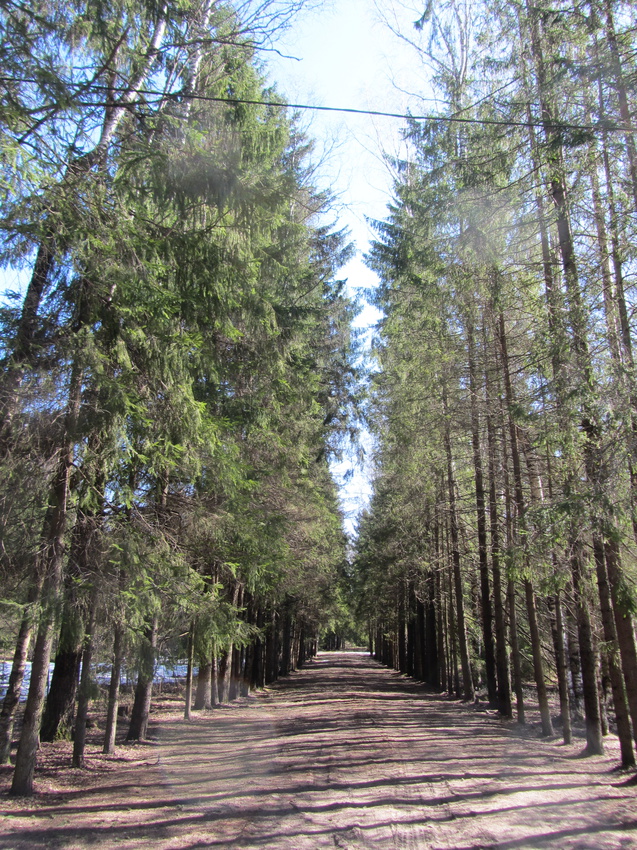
left=2, top=651, right=636, bottom=849
left=156, top=652, right=637, bottom=849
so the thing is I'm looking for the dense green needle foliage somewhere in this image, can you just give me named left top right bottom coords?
left=355, top=0, right=637, bottom=765
left=0, top=0, right=359, bottom=793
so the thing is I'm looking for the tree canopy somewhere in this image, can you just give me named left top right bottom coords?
left=0, top=0, right=360, bottom=795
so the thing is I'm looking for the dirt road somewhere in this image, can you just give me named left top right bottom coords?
left=2, top=651, right=637, bottom=848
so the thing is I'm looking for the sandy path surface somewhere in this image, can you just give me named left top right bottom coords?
left=2, top=651, right=637, bottom=849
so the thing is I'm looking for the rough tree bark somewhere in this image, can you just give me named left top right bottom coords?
left=0, top=582, right=41, bottom=764
left=499, top=312, right=553, bottom=735
left=592, top=537, right=634, bottom=766
left=485, top=350, right=512, bottom=718
left=10, top=363, right=83, bottom=796
left=467, top=321, right=497, bottom=707
left=103, top=622, right=124, bottom=754
left=184, top=621, right=195, bottom=721
left=443, top=386, right=474, bottom=702
left=126, top=615, right=158, bottom=742
left=72, top=594, right=98, bottom=768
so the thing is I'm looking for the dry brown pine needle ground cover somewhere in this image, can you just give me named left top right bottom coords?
left=1, top=651, right=637, bottom=849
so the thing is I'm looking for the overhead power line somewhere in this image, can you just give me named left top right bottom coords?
left=2, top=77, right=630, bottom=133
left=53, top=86, right=634, bottom=133
left=96, top=86, right=630, bottom=134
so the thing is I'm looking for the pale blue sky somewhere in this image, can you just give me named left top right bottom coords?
left=265, top=1, right=425, bottom=533
left=265, top=0, right=415, bottom=256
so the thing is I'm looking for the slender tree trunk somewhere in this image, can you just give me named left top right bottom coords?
left=11, top=363, right=83, bottom=796
left=508, top=579, right=525, bottom=724
left=407, top=598, right=416, bottom=678
left=592, top=537, right=634, bottom=766
left=543, top=438, right=572, bottom=743
left=499, top=312, right=551, bottom=732
left=447, top=553, right=461, bottom=699
left=43, top=500, right=103, bottom=742
left=126, top=614, right=158, bottom=741
left=265, top=611, right=277, bottom=684
left=604, top=539, right=637, bottom=750
left=296, top=622, right=306, bottom=669
left=548, top=592, right=572, bottom=745
left=415, top=598, right=425, bottom=682
left=467, top=321, right=497, bottom=707
left=436, top=567, right=447, bottom=693
left=210, top=655, right=219, bottom=706
left=567, top=612, right=584, bottom=719
left=254, top=608, right=266, bottom=689
left=184, top=621, right=195, bottom=721
left=485, top=364, right=511, bottom=718
left=242, top=641, right=254, bottom=697
left=72, top=593, right=98, bottom=768
left=10, top=613, right=59, bottom=795
left=292, top=625, right=301, bottom=671
left=443, top=385, right=474, bottom=701
left=526, top=0, right=607, bottom=753
left=595, top=75, right=637, bottom=541
left=598, top=648, right=610, bottom=738
left=103, top=622, right=124, bottom=754
left=498, top=347, right=524, bottom=725
left=570, top=539, right=604, bottom=755
left=281, top=609, right=292, bottom=676
left=588, top=139, right=622, bottom=365
left=524, top=579, right=554, bottom=736
left=0, top=582, right=41, bottom=764
left=231, top=645, right=241, bottom=699
left=426, top=572, right=439, bottom=687
left=599, top=125, right=634, bottom=373
left=397, top=590, right=407, bottom=674
left=241, top=597, right=255, bottom=696
left=233, top=646, right=245, bottom=699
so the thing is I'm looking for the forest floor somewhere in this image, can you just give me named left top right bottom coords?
left=1, top=651, right=637, bottom=849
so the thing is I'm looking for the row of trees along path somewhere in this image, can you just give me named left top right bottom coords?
left=2, top=652, right=637, bottom=849
left=3, top=0, right=637, bottom=833
left=0, top=0, right=357, bottom=798
left=357, top=0, right=637, bottom=776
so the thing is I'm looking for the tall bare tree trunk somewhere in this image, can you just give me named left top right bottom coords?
left=467, top=322, right=497, bottom=707
left=447, top=547, right=461, bottom=699
left=485, top=334, right=512, bottom=718
left=11, top=363, right=82, bottom=796
left=499, top=312, right=552, bottom=735
left=184, top=621, right=195, bottom=721
left=73, top=593, right=98, bottom=768
left=443, top=385, right=474, bottom=702
left=547, top=591, right=572, bottom=744
left=103, top=622, right=124, bottom=754
left=526, top=0, right=606, bottom=752
left=604, top=540, right=637, bottom=750
left=592, top=538, right=634, bottom=766
left=507, top=580, right=525, bottom=724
